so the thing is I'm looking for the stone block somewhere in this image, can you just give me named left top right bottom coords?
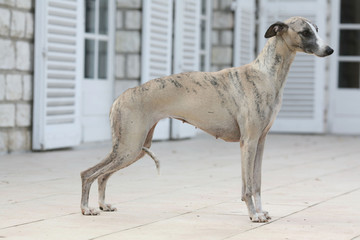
left=25, top=12, right=34, bottom=39
left=0, top=39, right=15, bottom=69
left=115, top=54, right=125, bottom=78
left=0, top=104, right=15, bottom=127
left=0, top=131, right=7, bottom=154
left=125, top=10, right=141, bottom=30
left=116, top=10, right=123, bottom=29
left=221, top=30, right=233, bottom=45
left=8, top=129, right=31, bottom=152
left=117, top=0, right=141, bottom=9
left=16, top=0, right=32, bottom=9
left=11, top=10, right=26, bottom=38
left=16, top=103, right=31, bottom=127
left=114, top=79, right=139, bottom=97
left=0, top=75, right=5, bottom=100
left=0, top=8, right=10, bottom=36
left=220, top=0, right=233, bottom=10
left=211, top=65, right=221, bottom=72
left=16, top=41, right=32, bottom=70
left=23, top=74, right=32, bottom=100
left=212, top=30, right=219, bottom=45
left=126, top=54, right=140, bottom=78
left=116, top=31, right=140, bottom=53
left=212, top=0, right=219, bottom=10
left=0, top=0, right=15, bottom=7
left=212, top=46, right=232, bottom=65
left=213, top=11, right=233, bottom=29
left=6, top=74, right=22, bottom=100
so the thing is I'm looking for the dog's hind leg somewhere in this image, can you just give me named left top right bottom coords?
left=81, top=151, right=116, bottom=215
left=81, top=120, right=151, bottom=215
left=96, top=124, right=158, bottom=212
left=98, top=172, right=117, bottom=212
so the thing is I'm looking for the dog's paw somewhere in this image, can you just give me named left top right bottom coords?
left=263, top=211, right=271, bottom=220
left=81, top=207, right=100, bottom=216
left=250, top=213, right=269, bottom=223
left=99, top=203, right=117, bottom=212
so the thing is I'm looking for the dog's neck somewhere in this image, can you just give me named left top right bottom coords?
left=253, top=36, right=296, bottom=91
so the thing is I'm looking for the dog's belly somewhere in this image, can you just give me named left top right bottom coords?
left=198, top=123, right=241, bottom=142
left=171, top=112, right=241, bottom=142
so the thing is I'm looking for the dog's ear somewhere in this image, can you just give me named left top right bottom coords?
left=264, top=21, right=289, bottom=38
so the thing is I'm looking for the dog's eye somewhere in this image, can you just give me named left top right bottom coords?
left=301, top=30, right=311, bottom=37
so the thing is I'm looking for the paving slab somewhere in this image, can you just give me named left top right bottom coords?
left=0, top=133, right=359, bottom=240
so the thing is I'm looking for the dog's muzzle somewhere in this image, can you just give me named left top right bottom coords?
left=315, top=46, right=334, bottom=57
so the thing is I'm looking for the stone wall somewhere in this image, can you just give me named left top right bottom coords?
left=0, top=0, right=34, bottom=154
left=211, top=0, right=234, bottom=71
left=114, top=0, right=142, bottom=98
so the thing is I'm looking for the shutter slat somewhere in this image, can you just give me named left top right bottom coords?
left=47, top=61, right=76, bottom=71
left=47, top=70, right=76, bottom=80
left=46, top=115, right=75, bottom=125
left=47, top=55, right=76, bottom=63
left=47, top=98, right=75, bottom=106
left=47, top=80, right=75, bottom=89
left=48, top=36, right=77, bottom=46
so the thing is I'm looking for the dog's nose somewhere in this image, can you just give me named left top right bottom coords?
left=325, top=46, right=334, bottom=55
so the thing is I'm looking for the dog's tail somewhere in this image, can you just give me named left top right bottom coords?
left=142, top=147, right=160, bottom=175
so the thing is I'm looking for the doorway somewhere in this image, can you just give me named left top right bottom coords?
left=82, top=0, right=115, bottom=142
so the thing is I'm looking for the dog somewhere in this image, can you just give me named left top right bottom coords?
left=80, top=16, right=333, bottom=222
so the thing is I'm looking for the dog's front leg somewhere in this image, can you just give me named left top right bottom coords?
left=240, top=139, right=263, bottom=222
left=253, top=134, right=271, bottom=221
left=98, top=172, right=117, bottom=212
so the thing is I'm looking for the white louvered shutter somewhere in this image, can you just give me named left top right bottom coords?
left=33, top=0, right=83, bottom=150
left=258, top=0, right=327, bottom=133
left=233, top=0, right=256, bottom=67
left=171, top=0, right=201, bottom=139
left=141, top=0, right=174, bottom=140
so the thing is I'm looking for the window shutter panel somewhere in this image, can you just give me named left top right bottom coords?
left=173, top=0, right=201, bottom=73
left=233, top=0, right=256, bottom=67
left=141, top=0, right=174, bottom=140
left=33, top=0, right=83, bottom=150
left=258, top=0, right=327, bottom=133
left=171, top=0, right=201, bottom=139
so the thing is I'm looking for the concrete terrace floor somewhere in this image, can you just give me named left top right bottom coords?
left=0, top=133, right=360, bottom=240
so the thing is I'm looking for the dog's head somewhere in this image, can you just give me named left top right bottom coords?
left=264, top=16, right=333, bottom=57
